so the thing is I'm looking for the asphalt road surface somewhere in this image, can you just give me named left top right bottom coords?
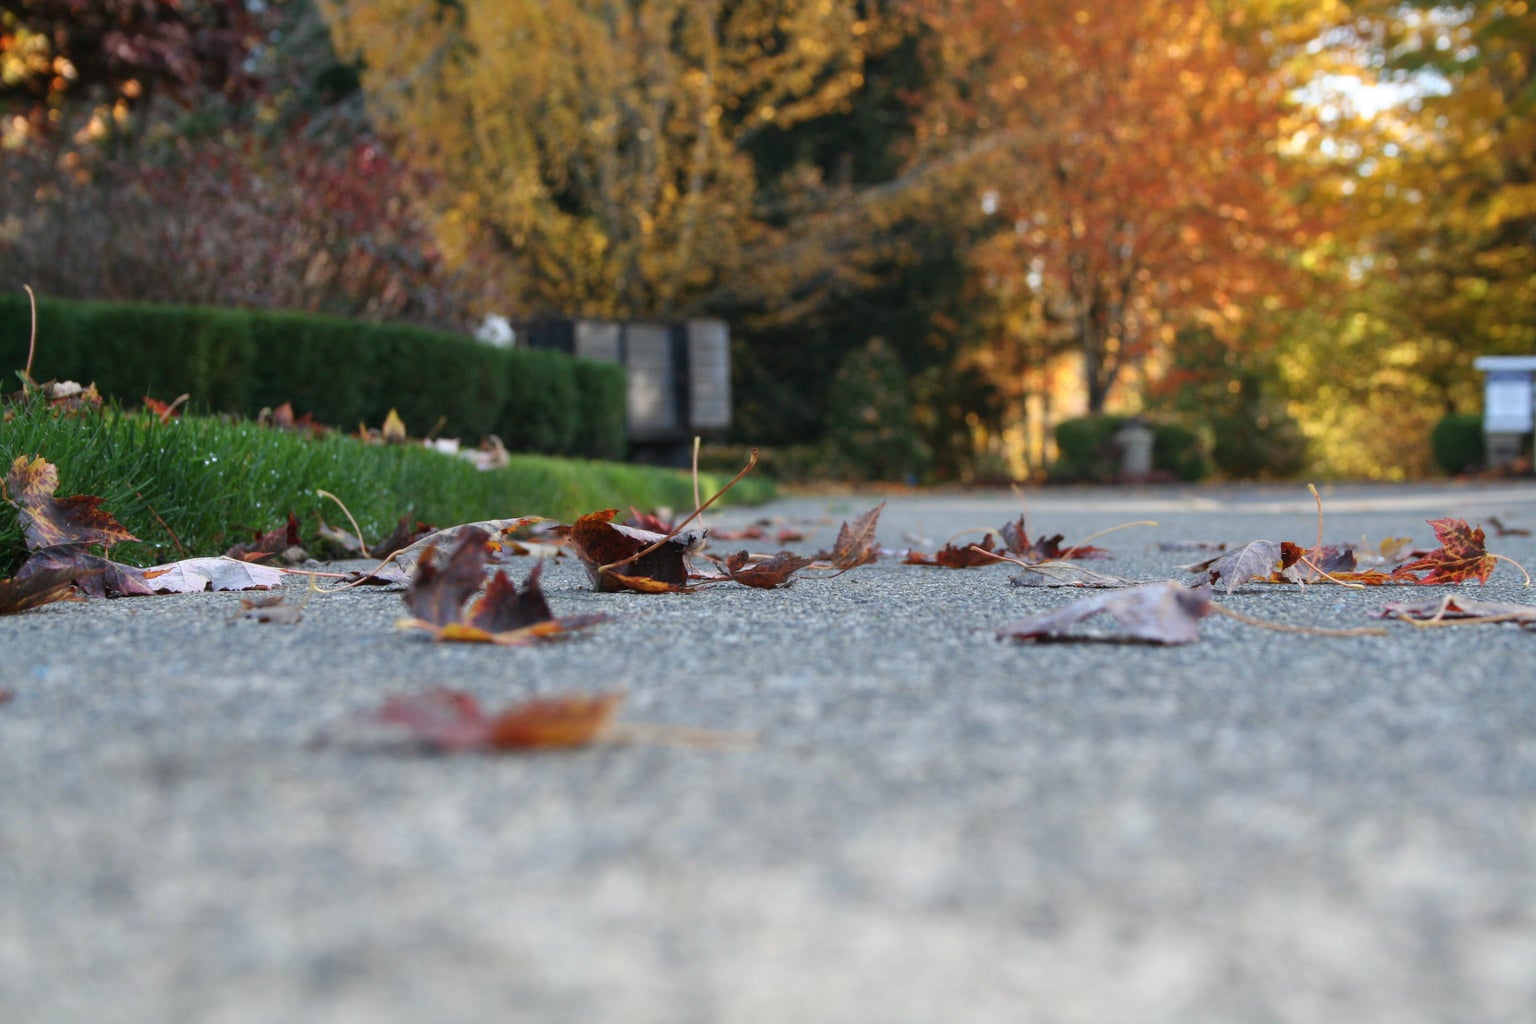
left=4, top=480, right=1536, bottom=1023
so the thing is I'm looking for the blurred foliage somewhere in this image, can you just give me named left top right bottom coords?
left=5, top=1, right=1536, bottom=479
left=1149, top=327, right=1308, bottom=479
left=820, top=338, right=930, bottom=483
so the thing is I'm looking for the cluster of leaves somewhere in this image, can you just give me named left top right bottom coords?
left=0, top=397, right=768, bottom=577
left=7, top=449, right=1535, bottom=752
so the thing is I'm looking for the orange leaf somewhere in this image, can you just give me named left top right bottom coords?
left=485, top=693, right=624, bottom=750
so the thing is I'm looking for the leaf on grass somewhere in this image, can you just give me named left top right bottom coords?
left=1372, top=596, right=1536, bottom=627
left=1398, top=517, right=1497, bottom=585
left=0, top=568, right=82, bottom=614
left=398, top=529, right=605, bottom=644
left=3, top=455, right=138, bottom=550
left=382, top=408, right=409, bottom=443
left=997, top=580, right=1212, bottom=645
left=142, top=556, right=285, bottom=593
left=569, top=508, right=697, bottom=593
left=232, top=594, right=304, bottom=625
left=374, top=689, right=623, bottom=753
left=716, top=550, right=814, bottom=589
left=1189, top=539, right=1282, bottom=593
left=815, top=502, right=884, bottom=570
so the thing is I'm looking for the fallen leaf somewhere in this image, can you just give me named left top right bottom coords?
left=1279, top=542, right=1358, bottom=584
left=355, top=517, right=547, bottom=585
left=4, top=455, right=138, bottom=550
left=997, top=580, right=1212, bottom=645
left=1372, top=595, right=1536, bottom=626
left=1189, top=539, right=1282, bottom=593
left=15, top=546, right=153, bottom=597
left=374, top=689, right=623, bottom=753
left=1008, top=564, right=1137, bottom=588
left=999, top=516, right=1109, bottom=561
left=382, top=408, right=409, bottom=443
left=1487, top=515, right=1531, bottom=538
left=1398, top=518, right=1497, bottom=584
left=905, top=533, right=1006, bottom=568
left=142, top=556, right=285, bottom=593
left=1158, top=540, right=1226, bottom=553
left=815, top=502, right=884, bottom=570
left=232, top=594, right=305, bottom=625
left=716, top=550, right=814, bottom=589
left=141, top=393, right=187, bottom=423
left=367, top=515, right=436, bottom=560
left=401, top=527, right=492, bottom=626
left=0, top=568, right=83, bottom=614
left=224, top=512, right=304, bottom=563
left=398, top=529, right=606, bottom=644
left=569, top=508, right=696, bottom=593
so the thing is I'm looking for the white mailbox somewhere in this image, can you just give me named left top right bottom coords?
left=1473, top=355, right=1536, bottom=466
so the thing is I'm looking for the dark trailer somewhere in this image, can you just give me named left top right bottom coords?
left=518, top=318, right=731, bottom=465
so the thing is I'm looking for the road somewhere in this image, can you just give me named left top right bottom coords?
left=3, top=480, right=1536, bottom=1023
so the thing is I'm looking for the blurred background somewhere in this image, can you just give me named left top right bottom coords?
left=2, top=1, right=1530, bottom=483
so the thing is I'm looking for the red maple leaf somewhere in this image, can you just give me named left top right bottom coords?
left=1398, top=518, right=1497, bottom=585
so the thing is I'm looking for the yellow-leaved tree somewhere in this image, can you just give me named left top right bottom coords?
left=319, top=0, right=882, bottom=319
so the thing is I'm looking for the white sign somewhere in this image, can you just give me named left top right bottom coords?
left=1484, top=373, right=1534, bottom=433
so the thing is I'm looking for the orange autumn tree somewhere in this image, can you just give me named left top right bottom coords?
left=318, top=0, right=884, bottom=319
left=906, top=0, right=1317, bottom=415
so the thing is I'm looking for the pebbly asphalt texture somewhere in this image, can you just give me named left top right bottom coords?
left=3, top=480, right=1536, bottom=1024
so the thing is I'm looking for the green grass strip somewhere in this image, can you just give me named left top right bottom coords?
left=0, top=402, right=772, bottom=576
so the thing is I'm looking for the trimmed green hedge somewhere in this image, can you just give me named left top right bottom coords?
left=0, top=295, right=624, bottom=458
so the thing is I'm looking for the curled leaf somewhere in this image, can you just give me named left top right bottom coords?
left=569, top=508, right=695, bottom=593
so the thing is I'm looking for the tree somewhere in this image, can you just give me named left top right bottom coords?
left=319, top=0, right=888, bottom=319
left=904, top=0, right=1317, bottom=415
left=0, top=0, right=263, bottom=151
left=1343, top=1, right=1536, bottom=360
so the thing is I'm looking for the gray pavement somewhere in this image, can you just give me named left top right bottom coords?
left=4, top=480, right=1536, bottom=1023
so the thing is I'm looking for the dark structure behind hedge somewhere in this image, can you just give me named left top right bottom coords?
left=0, top=296, right=626, bottom=459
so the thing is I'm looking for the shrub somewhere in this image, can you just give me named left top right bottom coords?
left=1051, top=415, right=1210, bottom=482
left=1431, top=413, right=1487, bottom=475
left=1152, top=423, right=1211, bottom=482
left=1051, top=415, right=1128, bottom=482
left=821, top=338, right=930, bottom=482
left=497, top=347, right=580, bottom=455
left=570, top=359, right=627, bottom=460
left=0, top=294, right=622, bottom=457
